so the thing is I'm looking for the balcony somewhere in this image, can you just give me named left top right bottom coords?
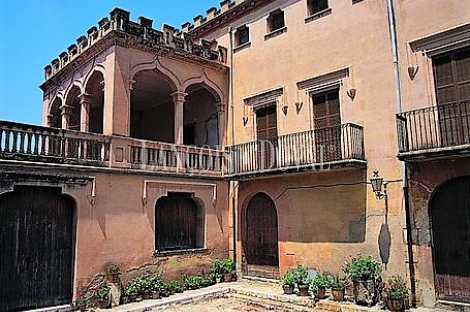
left=396, top=100, right=470, bottom=161
left=225, top=123, right=366, bottom=179
left=0, top=120, right=224, bottom=178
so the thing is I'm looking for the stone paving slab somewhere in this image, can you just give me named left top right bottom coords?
left=93, top=279, right=452, bottom=312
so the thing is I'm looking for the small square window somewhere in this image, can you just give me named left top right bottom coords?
left=235, top=25, right=250, bottom=46
left=267, top=10, right=285, bottom=33
left=308, top=0, right=329, bottom=16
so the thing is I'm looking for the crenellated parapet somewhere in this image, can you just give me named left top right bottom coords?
left=43, top=7, right=226, bottom=83
left=180, top=0, right=272, bottom=39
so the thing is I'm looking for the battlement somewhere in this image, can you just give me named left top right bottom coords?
left=181, top=0, right=272, bottom=39
left=43, top=8, right=225, bottom=82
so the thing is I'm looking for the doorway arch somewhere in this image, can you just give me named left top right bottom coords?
left=430, top=176, right=470, bottom=303
left=0, top=186, right=75, bottom=311
left=243, top=192, right=279, bottom=279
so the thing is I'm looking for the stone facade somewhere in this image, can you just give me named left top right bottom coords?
left=1, top=0, right=469, bottom=309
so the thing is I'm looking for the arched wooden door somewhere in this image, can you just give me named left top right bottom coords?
left=0, top=186, right=75, bottom=311
left=243, top=193, right=279, bottom=279
left=430, top=177, right=470, bottom=303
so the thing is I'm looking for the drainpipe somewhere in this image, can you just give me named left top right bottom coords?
left=228, top=26, right=238, bottom=267
left=386, top=0, right=416, bottom=307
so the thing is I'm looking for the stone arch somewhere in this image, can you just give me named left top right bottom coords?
left=182, top=72, right=225, bottom=104
left=130, top=57, right=181, bottom=92
left=83, top=70, right=105, bottom=133
left=183, top=82, right=222, bottom=148
left=129, top=67, right=180, bottom=142
left=48, top=96, right=63, bottom=128
left=64, top=85, right=82, bottom=130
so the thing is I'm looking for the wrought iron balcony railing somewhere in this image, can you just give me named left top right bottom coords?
left=396, top=100, right=470, bottom=157
left=225, top=123, right=365, bottom=177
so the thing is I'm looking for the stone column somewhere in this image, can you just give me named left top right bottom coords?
left=171, top=91, right=187, bottom=145
left=46, top=114, right=58, bottom=127
left=216, top=102, right=226, bottom=147
left=79, top=93, right=92, bottom=132
left=60, top=104, right=73, bottom=129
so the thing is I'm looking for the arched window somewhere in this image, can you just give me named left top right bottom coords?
left=155, top=193, right=204, bottom=251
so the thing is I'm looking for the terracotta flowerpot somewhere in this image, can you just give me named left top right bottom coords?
left=128, top=293, right=137, bottom=302
left=297, top=284, right=309, bottom=296
left=386, top=297, right=404, bottom=311
left=332, top=289, right=345, bottom=301
left=78, top=303, right=86, bottom=312
left=141, top=290, right=150, bottom=300
left=223, top=273, right=233, bottom=282
left=106, top=273, right=119, bottom=284
left=96, top=298, right=109, bottom=309
left=282, top=284, right=294, bottom=294
left=151, top=290, right=160, bottom=299
left=316, top=287, right=326, bottom=299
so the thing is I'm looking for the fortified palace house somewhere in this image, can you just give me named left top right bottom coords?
left=1, top=0, right=470, bottom=310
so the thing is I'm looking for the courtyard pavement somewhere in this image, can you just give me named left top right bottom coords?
left=97, top=278, right=453, bottom=312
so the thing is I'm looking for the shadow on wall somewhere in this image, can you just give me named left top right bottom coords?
left=279, top=169, right=368, bottom=243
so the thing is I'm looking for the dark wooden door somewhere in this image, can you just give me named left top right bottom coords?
left=312, top=89, right=342, bottom=162
left=256, top=105, right=278, bottom=170
left=0, top=186, right=75, bottom=311
left=430, top=177, right=470, bottom=303
left=244, top=193, right=279, bottom=279
left=433, top=47, right=470, bottom=146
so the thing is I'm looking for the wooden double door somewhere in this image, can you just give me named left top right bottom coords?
left=0, top=186, right=75, bottom=311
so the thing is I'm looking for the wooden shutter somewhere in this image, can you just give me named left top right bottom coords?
left=313, top=89, right=341, bottom=162
left=256, top=105, right=278, bottom=170
left=434, top=48, right=470, bottom=146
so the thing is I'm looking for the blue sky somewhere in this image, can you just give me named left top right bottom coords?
left=0, top=0, right=218, bottom=125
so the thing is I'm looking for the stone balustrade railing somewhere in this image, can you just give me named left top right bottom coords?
left=0, top=120, right=225, bottom=177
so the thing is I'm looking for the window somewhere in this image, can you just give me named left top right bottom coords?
left=308, top=0, right=329, bottom=16
left=306, top=0, right=331, bottom=23
left=433, top=47, right=470, bottom=146
left=311, top=88, right=342, bottom=161
left=235, top=25, right=250, bottom=46
left=255, top=105, right=278, bottom=169
left=155, top=193, right=204, bottom=252
left=267, top=10, right=285, bottom=33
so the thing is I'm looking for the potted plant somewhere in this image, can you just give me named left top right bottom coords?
left=343, top=255, right=381, bottom=306
left=93, top=283, right=110, bottom=309
left=104, top=262, right=120, bottom=284
left=293, top=265, right=310, bottom=296
left=140, top=275, right=152, bottom=299
left=384, top=275, right=409, bottom=311
left=125, top=277, right=141, bottom=302
left=148, top=273, right=162, bottom=299
left=329, top=275, right=349, bottom=302
left=75, top=297, right=91, bottom=312
left=309, top=272, right=329, bottom=299
left=219, top=258, right=236, bottom=282
left=281, top=270, right=295, bottom=294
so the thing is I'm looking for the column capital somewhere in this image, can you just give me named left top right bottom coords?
left=46, top=114, right=57, bottom=126
left=216, top=102, right=226, bottom=114
left=78, top=93, right=92, bottom=104
left=129, top=80, right=136, bottom=91
left=171, top=91, right=187, bottom=103
left=60, top=104, right=74, bottom=116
